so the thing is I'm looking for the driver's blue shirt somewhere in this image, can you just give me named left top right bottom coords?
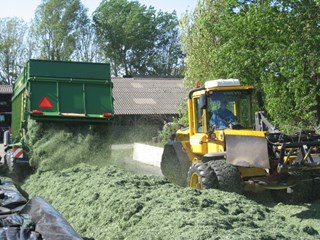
left=210, top=109, right=236, bottom=129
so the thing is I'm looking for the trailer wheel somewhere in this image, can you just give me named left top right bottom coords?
left=187, top=162, right=218, bottom=189
left=208, top=160, right=243, bottom=193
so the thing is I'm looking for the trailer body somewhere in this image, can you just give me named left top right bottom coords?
left=4, top=59, right=114, bottom=176
left=11, top=59, right=114, bottom=140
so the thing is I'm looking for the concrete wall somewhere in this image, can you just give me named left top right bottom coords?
left=132, top=143, right=164, bottom=168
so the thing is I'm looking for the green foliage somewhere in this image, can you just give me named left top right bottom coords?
left=181, top=0, right=320, bottom=131
left=0, top=17, right=29, bottom=84
left=93, top=0, right=183, bottom=76
left=158, top=119, right=180, bottom=145
left=33, top=0, right=89, bottom=61
left=1, top=0, right=184, bottom=81
left=72, top=19, right=103, bottom=62
left=158, top=97, right=189, bottom=145
left=151, top=11, right=184, bottom=76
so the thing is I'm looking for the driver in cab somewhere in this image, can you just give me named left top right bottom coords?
left=210, top=100, right=236, bottom=130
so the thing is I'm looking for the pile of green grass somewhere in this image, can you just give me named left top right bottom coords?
left=25, top=120, right=158, bottom=172
left=26, top=120, right=113, bottom=171
left=22, top=164, right=319, bottom=240
left=20, top=120, right=320, bottom=240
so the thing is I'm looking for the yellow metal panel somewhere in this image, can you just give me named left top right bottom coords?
left=206, top=85, right=255, bottom=91
left=238, top=167, right=267, bottom=177
left=224, top=129, right=266, bottom=137
left=207, top=141, right=225, bottom=153
left=201, top=110, right=208, bottom=133
left=187, top=99, right=194, bottom=136
left=181, top=141, right=197, bottom=163
left=190, top=134, right=208, bottom=154
left=190, top=89, right=206, bottom=97
left=176, top=128, right=190, bottom=142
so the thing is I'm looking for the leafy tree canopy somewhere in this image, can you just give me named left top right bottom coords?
left=181, top=0, right=320, bottom=131
left=33, top=0, right=89, bottom=61
left=93, top=0, right=183, bottom=76
left=0, top=17, right=29, bottom=85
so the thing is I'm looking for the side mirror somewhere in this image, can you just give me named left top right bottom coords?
left=256, top=91, right=264, bottom=108
left=199, top=94, right=207, bottom=109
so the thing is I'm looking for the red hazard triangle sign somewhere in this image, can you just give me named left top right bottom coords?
left=38, top=97, right=53, bottom=109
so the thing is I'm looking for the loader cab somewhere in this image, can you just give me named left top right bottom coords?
left=207, top=89, right=254, bottom=130
left=188, top=79, right=255, bottom=154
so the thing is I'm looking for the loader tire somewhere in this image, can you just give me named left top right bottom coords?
left=187, top=162, right=218, bottom=189
left=208, top=160, right=242, bottom=193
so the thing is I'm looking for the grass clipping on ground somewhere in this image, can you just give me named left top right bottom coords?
left=21, top=120, right=320, bottom=240
left=26, top=120, right=116, bottom=171
left=26, top=119, right=158, bottom=172
left=22, top=164, right=320, bottom=240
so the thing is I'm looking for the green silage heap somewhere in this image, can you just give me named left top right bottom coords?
left=25, top=118, right=159, bottom=172
left=21, top=120, right=320, bottom=240
left=23, top=164, right=320, bottom=240
left=26, top=119, right=113, bottom=172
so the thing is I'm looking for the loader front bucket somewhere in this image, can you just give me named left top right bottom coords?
left=161, top=142, right=191, bottom=187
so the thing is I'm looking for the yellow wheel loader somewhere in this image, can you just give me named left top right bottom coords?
left=161, top=79, right=320, bottom=200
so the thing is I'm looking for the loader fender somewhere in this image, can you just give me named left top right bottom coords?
left=224, top=130, right=270, bottom=169
left=161, top=142, right=191, bottom=187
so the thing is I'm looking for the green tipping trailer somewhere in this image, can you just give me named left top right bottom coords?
left=4, top=59, right=114, bottom=177
left=11, top=59, right=113, bottom=140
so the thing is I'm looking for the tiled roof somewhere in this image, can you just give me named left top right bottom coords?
left=112, top=77, right=187, bottom=115
left=0, top=85, right=12, bottom=94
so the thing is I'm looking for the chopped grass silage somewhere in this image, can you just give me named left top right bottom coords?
left=25, top=120, right=159, bottom=172
left=19, top=119, right=320, bottom=240
left=26, top=120, right=113, bottom=171
left=22, top=164, right=320, bottom=240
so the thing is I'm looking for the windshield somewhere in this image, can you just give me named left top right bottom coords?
left=207, top=90, right=253, bottom=130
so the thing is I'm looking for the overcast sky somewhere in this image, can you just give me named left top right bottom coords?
left=0, top=0, right=197, bottom=22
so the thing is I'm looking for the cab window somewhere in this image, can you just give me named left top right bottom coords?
left=194, top=98, right=204, bottom=133
left=207, top=90, right=253, bottom=129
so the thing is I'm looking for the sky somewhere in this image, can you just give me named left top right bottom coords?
left=0, top=0, right=197, bottom=22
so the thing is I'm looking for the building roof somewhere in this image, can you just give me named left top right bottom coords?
left=0, top=85, right=12, bottom=94
left=112, top=77, right=187, bottom=115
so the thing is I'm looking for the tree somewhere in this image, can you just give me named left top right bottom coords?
left=72, top=20, right=103, bottom=63
left=181, top=0, right=320, bottom=131
left=0, top=17, right=29, bottom=85
left=180, top=0, right=224, bottom=88
left=33, top=0, right=89, bottom=61
left=151, top=11, right=184, bottom=76
left=93, top=0, right=183, bottom=76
